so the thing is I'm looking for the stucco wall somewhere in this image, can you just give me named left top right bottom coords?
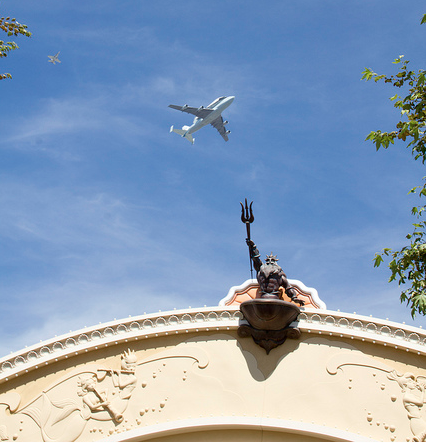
left=0, top=306, right=425, bottom=442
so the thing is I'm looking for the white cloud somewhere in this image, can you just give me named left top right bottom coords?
left=0, top=179, right=239, bottom=355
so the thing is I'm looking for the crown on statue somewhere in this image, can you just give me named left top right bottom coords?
left=265, top=253, right=279, bottom=264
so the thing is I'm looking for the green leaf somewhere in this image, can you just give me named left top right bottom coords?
left=373, top=254, right=384, bottom=267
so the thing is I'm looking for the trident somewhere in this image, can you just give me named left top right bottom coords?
left=240, top=198, right=254, bottom=279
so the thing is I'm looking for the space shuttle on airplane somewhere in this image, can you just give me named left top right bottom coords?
left=48, top=52, right=61, bottom=64
left=169, top=96, right=234, bottom=144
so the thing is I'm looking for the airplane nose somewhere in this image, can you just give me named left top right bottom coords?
left=229, top=96, right=235, bottom=102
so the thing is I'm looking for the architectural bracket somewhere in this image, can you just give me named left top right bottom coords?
left=238, top=323, right=301, bottom=354
left=238, top=299, right=301, bottom=354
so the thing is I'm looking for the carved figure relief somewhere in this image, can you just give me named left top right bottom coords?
left=19, top=350, right=139, bottom=441
left=0, top=347, right=209, bottom=442
left=327, top=352, right=426, bottom=442
left=388, top=371, right=426, bottom=442
left=77, top=374, right=124, bottom=423
left=0, top=425, right=9, bottom=441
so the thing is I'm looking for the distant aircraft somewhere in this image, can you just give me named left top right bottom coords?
left=48, top=52, right=61, bottom=64
left=169, top=96, right=234, bottom=144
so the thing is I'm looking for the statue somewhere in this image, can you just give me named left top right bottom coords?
left=246, top=239, right=304, bottom=305
left=239, top=199, right=303, bottom=354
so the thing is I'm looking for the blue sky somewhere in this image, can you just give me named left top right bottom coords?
left=1, top=1, right=425, bottom=357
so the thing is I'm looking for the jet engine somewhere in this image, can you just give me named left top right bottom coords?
left=197, top=106, right=204, bottom=112
left=181, top=104, right=189, bottom=111
left=225, top=130, right=231, bottom=135
left=223, top=121, right=229, bottom=126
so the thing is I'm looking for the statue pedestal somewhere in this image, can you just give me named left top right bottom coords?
left=238, top=299, right=301, bottom=354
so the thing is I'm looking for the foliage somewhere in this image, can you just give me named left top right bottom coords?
left=0, top=15, right=31, bottom=80
left=372, top=186, right=426, bottom=318
left=361, top=16, right=426, bottom=318
left=361, top=56, right=426, bottom=164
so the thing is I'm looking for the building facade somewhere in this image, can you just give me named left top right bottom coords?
left=0, top=279, right=425, bottom=442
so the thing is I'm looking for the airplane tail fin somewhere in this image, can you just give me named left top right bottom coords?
left=170, top=125, right=194, bottom=144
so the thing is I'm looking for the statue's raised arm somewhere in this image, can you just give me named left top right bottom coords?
left=246, top=239, right=262, bottom=273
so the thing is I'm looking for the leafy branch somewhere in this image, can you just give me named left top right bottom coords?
left=373, top=183, right=426, bottom=318
left=362, top=15, right=426, bottom=318
left=361, top=55, right=426, bottom=164
left=0, top=16, right=31, bottom=80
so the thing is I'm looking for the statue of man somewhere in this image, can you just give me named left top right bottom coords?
left=246, top=239, right=304, bottom=306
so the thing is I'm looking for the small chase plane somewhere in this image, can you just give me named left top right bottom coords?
left=169, top=95, right=234, bottom=144
left=48, top=52, right=61, bottom=65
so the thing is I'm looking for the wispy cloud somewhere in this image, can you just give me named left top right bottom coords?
left=0, top=179, right=240, bottom=355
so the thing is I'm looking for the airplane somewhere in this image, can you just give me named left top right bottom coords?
left=169, top=95, right=234, bottom=144
left=48, top=52, right=61, bottom=65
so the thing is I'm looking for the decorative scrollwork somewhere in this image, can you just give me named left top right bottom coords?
left=352, top=320, right=363, bottom=330
left=220, top=311, right=231, bottom=320
left=52, top=342, right=64, bottom=352
left=0, top=307, right=424, bottom=380
left=310, top=314, right=322, bottom=324
left=380, top=325, right=392, bottom=336
left=142, top=319, right=154, bottom=328
left=366, top=323, right=377, bottom=333
left=116, top=324, right=128, bottom=334
left=154, top=317, right=166, bottom=327
left=103, top=327, right=115, bottom=337
left=65, top=338, right=77, bottom=348
left=194, top=313, right=206, bottom=322
left=324, top=316, right=336, bottom=326
left=393, top=329, right=406, bottom=340
left=207, top=312, right=219, bottom=321
left=1, top=362, right=13, bottom=372
left=40, top=347, right=51, bottom=356
left=181, top=314, right=193, bottom=323
left=27, top=351, right=38, bottom=361
left=14, top=356, right=26, bottom=366
left=91, top=331, right=102, bottom=340
left=78, top=334, right=90, bottom=344
left=338, top=318, right=350, bottom=328
left=129, top=322, right=141, bottom=331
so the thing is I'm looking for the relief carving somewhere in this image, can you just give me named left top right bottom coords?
left=0, top=346, right=209, bottom=441
left=327, top=352, right=426, bottom=442
left=2, top=349, right=138, bottom=441
left=109, top=349, right=138, bottom=400
left=0, top=392, right=21, bottom=441
left=20, top=351, right=139, bottom=441
left=388, top=371, right=426, bottom=442
left=77, top=375, right=124, bottom=423
left=0, top=425, right=9, bottom=441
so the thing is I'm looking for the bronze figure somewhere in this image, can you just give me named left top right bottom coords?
left=246, top=239, right=305, bottom=306
left=238, top=200, right=303, bottom=354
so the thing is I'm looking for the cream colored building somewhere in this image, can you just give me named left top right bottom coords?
left=0, top=279, right=425, bottom=442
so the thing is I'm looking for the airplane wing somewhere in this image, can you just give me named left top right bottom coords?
left=210, top=115, right=229, bottom=141
left=168, top=104, right=213, bottom=119
left=48, top=53, right=61, bottom=64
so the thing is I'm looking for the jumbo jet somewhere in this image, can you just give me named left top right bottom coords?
left=48, top=52, right=61, bottom=64
left=169, top=95, right=234, bottom=144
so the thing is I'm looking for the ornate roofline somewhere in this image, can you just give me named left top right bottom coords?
left=219, top=278, right=327, bottom=309
left=0, top=306, right=424, bottom=385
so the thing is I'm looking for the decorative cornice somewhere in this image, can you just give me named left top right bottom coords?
left=218, top=278, right=327, bottom=309
left=0, top=307, right=424, bottom=385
